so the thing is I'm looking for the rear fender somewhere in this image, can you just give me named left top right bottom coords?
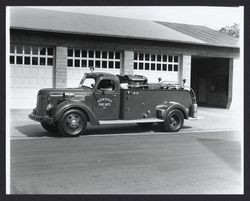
left=156, top=101, right=188, bottom=120
left=52, top=101, right=99, bottom=125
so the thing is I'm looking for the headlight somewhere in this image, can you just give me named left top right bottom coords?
left=46, top=103, right=54, bottom=111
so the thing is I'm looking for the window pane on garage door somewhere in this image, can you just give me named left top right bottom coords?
left=133, top=52, right=180, bottom=83
left=67, top=48, right=121, bottom=87
left=9, top=45, right=54, bottom=108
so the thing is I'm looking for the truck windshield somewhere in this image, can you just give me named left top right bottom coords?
left=79, top=76, right=96, bottom=89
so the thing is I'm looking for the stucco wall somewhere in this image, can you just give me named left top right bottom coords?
left=230, top=58, right=243, bottom=110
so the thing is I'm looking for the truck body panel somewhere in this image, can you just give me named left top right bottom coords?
left=120, top=88, right=192, bottom=120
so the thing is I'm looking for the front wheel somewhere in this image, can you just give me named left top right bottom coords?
left=58, top=109, right=87, bottom=137
left=162, top=109, right=184, bottom=132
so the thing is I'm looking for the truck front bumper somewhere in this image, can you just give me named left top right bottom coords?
left=29, top=111, right=54, bottom=124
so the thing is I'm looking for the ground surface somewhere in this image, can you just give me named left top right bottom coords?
left=9, top=107, right=243, bottom=194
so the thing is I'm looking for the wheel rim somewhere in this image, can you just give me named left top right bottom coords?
left=169, top=113, right=181, bottom=130
left=64, top=113, right=83, bottom=135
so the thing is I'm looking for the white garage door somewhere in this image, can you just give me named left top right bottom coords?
left=67, top=49, right=121, bottom=87
left=10, top=45, right=54, bottom=108
left=133, top=52, right=180, bottom=83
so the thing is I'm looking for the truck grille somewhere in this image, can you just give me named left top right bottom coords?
left=36, top=95, right=48, bottom=115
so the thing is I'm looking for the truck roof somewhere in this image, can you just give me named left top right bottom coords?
left=85, top=72, right=117, bottom=79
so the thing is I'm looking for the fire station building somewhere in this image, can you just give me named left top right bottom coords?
left=9, top=8, right=241, bottom=109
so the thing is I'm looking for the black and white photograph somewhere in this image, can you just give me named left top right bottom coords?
left=6, top=6, right=244, bottom=194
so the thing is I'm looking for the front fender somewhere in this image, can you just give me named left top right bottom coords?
left=156, top=101, right=188, bottom=120
left=52, top=100, right=99, bottom=126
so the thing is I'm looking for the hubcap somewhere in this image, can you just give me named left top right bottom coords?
left=170, top=114, right=180, bottom=128
left=170, top=117, right=177, bottom=127
left=66, top=114, right=82, bottom=129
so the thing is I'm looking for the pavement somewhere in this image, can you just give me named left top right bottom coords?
left=9, top=107, right=243, bottom=194
left=8, top=107, right=243, bottom=140
left=10, top=130, right=242, bottom=194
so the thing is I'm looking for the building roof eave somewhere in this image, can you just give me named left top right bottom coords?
left=10, top=26, right=240, bottom=49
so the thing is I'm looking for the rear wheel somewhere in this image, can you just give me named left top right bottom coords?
left=162, top=109, right=184, bottom=132
left=41, top=122, right=58, bottom=132
left=58, top=109, right=87, bottom=137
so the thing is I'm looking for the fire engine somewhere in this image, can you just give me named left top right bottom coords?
left=29, top=72, right=197, bottom=137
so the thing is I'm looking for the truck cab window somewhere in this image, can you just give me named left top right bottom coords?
left=79, top=77, right=95, bottom=89
left=97, top=79, right=115, bottom=91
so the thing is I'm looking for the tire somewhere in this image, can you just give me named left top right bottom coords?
left=58, top=109, right=87, bottom=137
left=162, top=109, right=184, bottom=132
left=41, top=122, right=58, bottom=132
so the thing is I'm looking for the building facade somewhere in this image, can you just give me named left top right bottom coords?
left=9, top=8, right=241, bottom=109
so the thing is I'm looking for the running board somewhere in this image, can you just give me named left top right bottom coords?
left=99, top=118, right=164, bottom=125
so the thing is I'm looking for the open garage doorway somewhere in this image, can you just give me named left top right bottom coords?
left=191, top=57, right=231, bottom=108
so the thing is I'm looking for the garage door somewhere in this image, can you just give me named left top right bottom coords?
left=67, top=48, right=121, bottom=87
left=133, top=52, right=180, bottom=83
left=10, top=45, right=54, bottom=108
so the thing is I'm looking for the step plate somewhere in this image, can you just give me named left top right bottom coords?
left=99, top=118, right=164, bottom=125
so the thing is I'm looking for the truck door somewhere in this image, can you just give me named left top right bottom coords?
left=93, top=79, right=120, bottom=120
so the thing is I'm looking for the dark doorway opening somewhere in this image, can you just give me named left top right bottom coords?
left=191, top=57, right=230, bottom=108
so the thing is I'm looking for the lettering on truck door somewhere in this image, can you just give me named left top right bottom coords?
left=92, top=79, right=120, bottom=120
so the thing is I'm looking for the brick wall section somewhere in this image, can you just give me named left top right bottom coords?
left=180, top=55, right=191, bottom=87
left=121, top=51, right=134, bottom=75
left=55, top=46, right=67, bottom=88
